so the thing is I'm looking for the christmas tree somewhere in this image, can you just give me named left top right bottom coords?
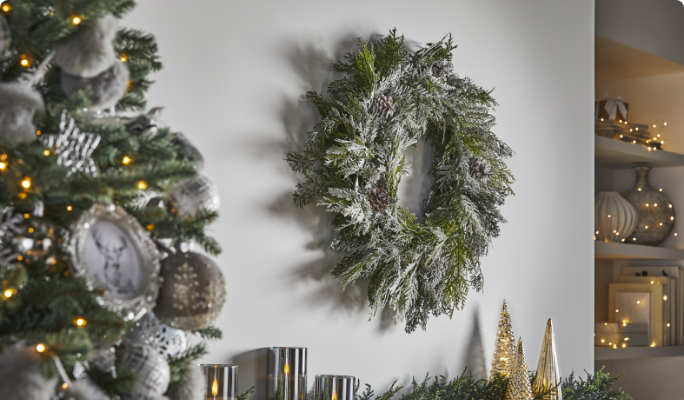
left=490, top=300, right=516, bottom=380
left=0, top=1, right=225, bottom=399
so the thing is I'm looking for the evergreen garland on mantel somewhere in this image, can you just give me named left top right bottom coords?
left=288, top=30, right=515, bottom=332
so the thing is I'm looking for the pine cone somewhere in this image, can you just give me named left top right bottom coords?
left=371, top=94, right=396, bottom=119
left=470, top=157, right=493, bottom=182
left=369, top=187, right=390, bottom=213
left=432, top=60, right=453, bottom=80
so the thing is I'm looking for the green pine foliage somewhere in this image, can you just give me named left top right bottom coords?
left=341, top=370, right=630, bottom=400
left=288, top=30, right=515, bottom=333
left=0, top=0, right=221, bottom=396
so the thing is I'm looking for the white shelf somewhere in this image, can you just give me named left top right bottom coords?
left=595, top=136, right=684, bottom=168
left=595, top=36, right=684, bottom=80
left=595, top=346, right=684, bottom=361
left=595, top=241, right=684, bottom=260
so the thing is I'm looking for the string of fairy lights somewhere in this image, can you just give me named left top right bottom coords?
left=598, top=117, right=667, bottom=152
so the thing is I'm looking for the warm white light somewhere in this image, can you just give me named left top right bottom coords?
left=664, top=295, right=668, bottom=300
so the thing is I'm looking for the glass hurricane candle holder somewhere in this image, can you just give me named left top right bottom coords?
left=266, top=347, right=307, bottom=400
left=201, top=364, right=238, bottom=400
left=314, top=375, right=356, bottom=400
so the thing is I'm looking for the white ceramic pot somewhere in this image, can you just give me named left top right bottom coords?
left=595, top=191, right=638, bottom=243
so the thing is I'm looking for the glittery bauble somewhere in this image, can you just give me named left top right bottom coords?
left=533, top=319, right=562, bottom=400
left=11, top=217, right=56, bottom=261
left=153, top=252, right=226, bottom=331
left=504, top=338, right=533, bottom=400
left=0, top=15, right=10, bottom=57
left=90, top=346, right=116, bottom=373
left=166, top=175, right=220, bottom=217
left=490, top=300, right=516, bottom=380
left=117, top=342, right=170, bottom=399
left=126, top=311, right=187, bottom=358
left=622, top=166, right=675, bottom=246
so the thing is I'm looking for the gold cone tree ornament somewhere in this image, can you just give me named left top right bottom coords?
left=534, top=319, right=562, bottom=400
left=490, top=300, right=516, bottom=380
left=505, top=338, right=533, bottom=400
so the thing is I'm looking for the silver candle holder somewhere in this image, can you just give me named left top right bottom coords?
left=201, top=364, right=238, bottom=400
left=266, top=347, right=307, bottom=400
left=314, top=375, right=356, bottom=400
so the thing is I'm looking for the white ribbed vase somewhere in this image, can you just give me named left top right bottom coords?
left=595, top=191, right=638, bottom=242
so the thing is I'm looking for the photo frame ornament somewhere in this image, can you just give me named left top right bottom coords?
left=67, top=203, right=161, bottom=321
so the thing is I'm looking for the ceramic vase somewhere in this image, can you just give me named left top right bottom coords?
left=622, top=166, right=675, bottom=246
left=595, top=191, right=637, bottom=242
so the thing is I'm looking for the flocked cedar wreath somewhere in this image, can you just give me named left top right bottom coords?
left=287, top=30, right=514, bottom=333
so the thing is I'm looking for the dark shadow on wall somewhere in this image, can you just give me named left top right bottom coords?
left=231, top=348, right=268, bottom=399
left=463, top=307, right=487, bottom=381
left=268, top=35, right=406, bottom=331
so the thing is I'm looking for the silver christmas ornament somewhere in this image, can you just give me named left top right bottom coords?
left=0, top=82, right=44, bottom=144
left=118, top=342, right=171, bottom=400
left=153, top=252, right=226, bottom=331
left=371, top=94, right=396, bottom=119
left=166, top=175, right=220, bottom=217
left=40, top=111, right=101, bottom=177
left=0, top=15, right=10, bottom=57
left=126, top=311, right=188, bottom=358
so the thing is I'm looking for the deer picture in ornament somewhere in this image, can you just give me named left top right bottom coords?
left=93, top=229, right=126, bottom=290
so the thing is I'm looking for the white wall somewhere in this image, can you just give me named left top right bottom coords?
left=123, top=0, right=595, bottom=397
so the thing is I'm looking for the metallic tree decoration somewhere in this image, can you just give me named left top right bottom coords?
left=40, top=111, right=101, bottom=177
left=534, top=319, right=562, bottom=400
left=505, top=338, right=533, bottom=400
left=490, top=300, right=516, bottom=380
left=0, top=207, right=22, bottom=268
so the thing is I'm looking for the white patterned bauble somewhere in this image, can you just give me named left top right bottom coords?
left=0, top=15, right=10, bottom=57
left=118, top=342, right=170, bottom=400
left=595, top=191, right=638, bottom=242
left=126, top=311, right=187, bottom=358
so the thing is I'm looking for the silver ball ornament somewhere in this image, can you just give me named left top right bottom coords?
left=153, top=252, right=226, bottom=331
left=166, top=175, right=219, bottom=217
left=118, top=342, right=171, bottom=400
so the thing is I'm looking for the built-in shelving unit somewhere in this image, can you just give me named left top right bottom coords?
left=595, top=136, right=684, bottom=168
left=595, top=345, right=684, bottom=361
left=594, top=42, right=684, bottom=359
left=595, top=241, right=684, bottom=260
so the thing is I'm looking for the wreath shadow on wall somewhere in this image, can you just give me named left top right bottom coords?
left=270, top=35, right=402, bottom=332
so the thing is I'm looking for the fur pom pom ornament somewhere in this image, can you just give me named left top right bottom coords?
left=63, top=378, right=109, bottom=400
left=0, top=83, right=44, bottom=144
left=165, top=365, right=204, bottom=400
left=0, top=345, right=57, bottom=400
left=61, top=60, right=130, bottom=109
left=54, top=15, right=118, bottom=78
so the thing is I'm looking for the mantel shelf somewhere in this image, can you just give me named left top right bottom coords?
left=595, top=136, right=684, bottom=168
left=595, top=346, right=684, bottom=361
left=595, top=241, right=684, bottom=260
